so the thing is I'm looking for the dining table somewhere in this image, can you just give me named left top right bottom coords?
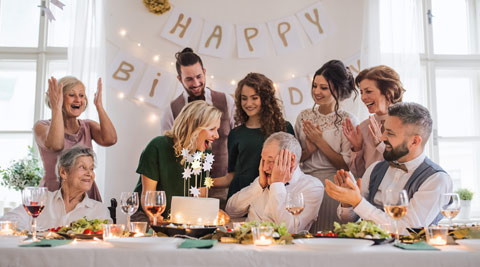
left=0, top=235, right=479, bottom=267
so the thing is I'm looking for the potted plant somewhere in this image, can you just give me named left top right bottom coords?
left=0, top=146, right=43, bottom=191
left=455, top=188, right=474, bottom=220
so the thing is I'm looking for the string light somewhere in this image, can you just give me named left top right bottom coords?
left=149, top=113, right=158, bottom=123
left=153, top=55, right=160, bottom=62
left=118, top=92, right=125, bottom=99
left=138, top=97, right=144, bottom=102
left=210, top=75, right=214, bottom=79
left=230, top=80, right=236, bottom=85
left=137, top=43, right=142, bottom=47
left=291, top=74, right=295, bottom=78
left=170, top=62, right=174, bottom=66
left=119, top=29, right=127, bottom=37
left=273, top=83, right=278, bottom=89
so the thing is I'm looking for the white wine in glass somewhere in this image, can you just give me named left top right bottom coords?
left=285, top=192, right=304, bottom=234
left=144, top=191, right=166, bottom=226
left=441, top=193, right=460, bottom=228
left=384, top=189, right=409, bottom=245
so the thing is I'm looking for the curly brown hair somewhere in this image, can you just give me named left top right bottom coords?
left=234, top=73, right=287, bottom=138
left=355, top=65, right=405, bottom=104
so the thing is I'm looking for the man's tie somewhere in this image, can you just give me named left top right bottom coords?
left=188, top=95, right=206, bottom=102
left=388, top=161, right=408, bottom=173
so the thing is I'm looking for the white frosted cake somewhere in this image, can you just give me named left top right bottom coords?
left=170, top=196, right=219, bottom=225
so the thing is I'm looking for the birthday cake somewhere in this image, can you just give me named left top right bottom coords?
left=170, top=196, right=219, bottom=225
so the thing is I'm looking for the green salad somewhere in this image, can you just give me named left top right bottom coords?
left=333, top=221, right=390, bottom=239
left=58, top=217, right=109, bottom=234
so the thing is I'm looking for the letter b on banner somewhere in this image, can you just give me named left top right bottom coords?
left=107, top=51, right=146, bottom=92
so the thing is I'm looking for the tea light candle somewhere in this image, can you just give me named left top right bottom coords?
left=0, top=221, right=16, bottom=236
left=426, top=226, right=448, bottom=246
left=254, top=235, right=272, bottom=246
left=252, top=226, right=274, bottom=246
left=102, top=224, right=125, bottom=240
left=129, top=222, right=147, bottom=236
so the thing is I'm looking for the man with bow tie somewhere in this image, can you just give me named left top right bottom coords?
left=325, top=102, right=452, bottom=232
left=226, top=132, right=324, bottom=233
left=160, top=47, right=235, bottom=207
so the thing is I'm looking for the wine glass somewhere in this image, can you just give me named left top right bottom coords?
left=144, top=191, right=166, bottom=226
left=441, top=193, right=460, bottom=228
left=383, top=189, right=409, bottom=245
left=120, top=192, right=139, bottom=231
left=285, top=192, right=304, bottom=234
left=22, top=187, right=48, bottom=242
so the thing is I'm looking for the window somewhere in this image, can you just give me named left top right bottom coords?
left=0, top=0, right=71, bottom=211
left=421, top=0, right=480, bottom=217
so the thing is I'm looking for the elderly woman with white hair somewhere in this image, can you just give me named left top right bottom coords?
left=0, top=147, right=111, bottom=231
left=226, top=132, right=324, bottom=233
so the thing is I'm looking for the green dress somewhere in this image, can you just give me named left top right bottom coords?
left=226, top=122, right=295, bottom=199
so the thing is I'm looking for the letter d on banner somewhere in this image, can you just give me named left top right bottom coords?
left=161, top=7, right=202, bottom=47
left=278, top=77, right=313, bottom=123
left=107, top=50, right=146, bottom=92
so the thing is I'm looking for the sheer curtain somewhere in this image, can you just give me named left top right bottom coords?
left=360, top=0, right=424, bottom=104
left=68, top=0, right=107, bottom=197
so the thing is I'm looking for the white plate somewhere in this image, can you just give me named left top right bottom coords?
left=293, top=238, right=374, bottom=250
left=456, top=239, right=480, bottom=251
left=106, top=237, right=182, bottom=248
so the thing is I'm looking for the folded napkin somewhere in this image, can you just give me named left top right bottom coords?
left=394, top=241, right=439, bottom=251
left=178, top=239, right=217, bottom=249
left=19, top=239, right=73, bottom=248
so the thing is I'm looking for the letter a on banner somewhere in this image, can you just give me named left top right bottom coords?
left=267, top=16, right=304, bottom=55
left=296, top=2, right=331, bottom=44
left=236, top=24, right=268, bottom=58
left=198, top=21, right=234, bottom=58
left=135, top=65, right=176, bottom=109
left=160, top=7, right=202, bottom=47
left=278, top=77, right=313, bottom=123
left=107, top=50, right=146, bottom=92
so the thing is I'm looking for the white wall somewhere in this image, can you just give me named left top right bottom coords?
left=103, top=0, right=365, bottom=222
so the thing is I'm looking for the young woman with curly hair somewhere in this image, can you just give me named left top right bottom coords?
left=343, top=65, right=405, bottom=178
left=214, top=73, right=294, bottom=199
left=295, top=60, right=358, bottom=232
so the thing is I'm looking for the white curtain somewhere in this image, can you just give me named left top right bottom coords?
left=68, top=0, right=107, bottom=196
left=360, top=0, right=424, bottom=105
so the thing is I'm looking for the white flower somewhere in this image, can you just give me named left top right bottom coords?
left=191, top=160, right=202, bottom=170
left=186, top=154, right=194, bottom=163
left=192, top=167, right=202, bottom=176
left=182, top=168, right=192, bottom=179
left=204, top=153, right=214, bottom=164
left=203, top=162, right=212, bottom=172
left=189, top=186, right=201, bottom=197
left=193, top=151, right=203, bottom=161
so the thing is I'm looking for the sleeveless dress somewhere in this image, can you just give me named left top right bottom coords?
left=36, top=119, right=102, bottom=202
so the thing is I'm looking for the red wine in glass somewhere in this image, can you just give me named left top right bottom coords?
left=23, top=204, right=45, bottom=218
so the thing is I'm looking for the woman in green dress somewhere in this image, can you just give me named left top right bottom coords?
left=131, top=101, right=222, bottom=223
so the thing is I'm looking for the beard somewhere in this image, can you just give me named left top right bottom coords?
left=184, top=83, right=206, bottom=100
left=383, top=140, right=409, bottom=161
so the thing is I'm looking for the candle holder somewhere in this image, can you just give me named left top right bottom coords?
left=252, top=226, right=273, bottom=246
left=130, top=222, right=148, bottom=236
left=426, top=225, right=448, bottom=246
left=102, top=224, right=125, bottom=240
left=0, top=221, right=16, bottom=236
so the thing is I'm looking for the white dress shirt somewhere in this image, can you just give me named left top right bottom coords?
left=226, top=167, right=324, bottom=233
left=0, top=189, right=111, bottom=231
left=338, top=153, right=452, bottom=233
left=160, top=87, right=236, bottom=134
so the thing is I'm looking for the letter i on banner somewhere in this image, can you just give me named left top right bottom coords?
left=160, top=7, right=202, bottom=47
left=107, top=50, right=146, bottom=93
left=267, top=16, right=304, bottom=55
left=135, top=65, right=176, bottom=109
left=198, top=21, right=234, bottom=58
left=296, top=1, right=331, bottom=44
left=236, top=24, right=268, bottom=58
left=277, top=77, right=313, bottom=123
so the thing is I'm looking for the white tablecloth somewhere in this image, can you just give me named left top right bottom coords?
left=0, top=237, right=479, bottom=267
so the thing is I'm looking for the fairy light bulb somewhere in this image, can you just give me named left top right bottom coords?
left=138, top=97, right=144, bottom=102
left=118, top=92, right=125, bottom=99
left=153, top=55, right=160, bottom=62
left=210, top=75, right=214, bottom=79
left=119, top=29, right=127, bottom=37
left=137, top=43, right=142, bottom=47
left=230, top=80, right=236, bottom=85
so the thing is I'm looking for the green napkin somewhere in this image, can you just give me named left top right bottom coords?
left=178, top=239, right=217, bottom=249
left=394, top=241, right=439, bottom=251
left=19, top=239, right=73, bottom=248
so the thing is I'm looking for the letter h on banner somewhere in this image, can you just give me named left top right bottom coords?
left=160, top=7, right=202, bottom=47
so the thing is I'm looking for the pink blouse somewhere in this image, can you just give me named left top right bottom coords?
left=348, top=114, right=387, bottom=178
left=36, top=119, right=102, bottom=202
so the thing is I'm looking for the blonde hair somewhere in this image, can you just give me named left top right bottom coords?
left=165, top=101, right=222, bottom=157
left=45, top=76, right=88, bottom=110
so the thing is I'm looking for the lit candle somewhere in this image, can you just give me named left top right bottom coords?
left=254, top=235, right=272, bottom=246
left=0, top=221, right=15, bottom=236
left=426, top=226, right=448, bottom=246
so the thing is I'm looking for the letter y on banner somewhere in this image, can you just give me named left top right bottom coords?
left=160, top=7, right=202, bottom=47
left=296, top=2, right=331, bottom=44
left=107, top=50, right=146, bottom=93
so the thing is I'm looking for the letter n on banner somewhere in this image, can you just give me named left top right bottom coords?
left=278, top=77, right=314, bottom=123
left=107, top=50, right=146, bottom=93
left=198, top=21, right=234, bottom=58
left=236, top=24, right=268, bottom=58
left=160, top=7, right=202, bottom=47
left=135, top=65, right=175, bottom=109
left=267, top=16, right=304, bottom=55
left=296, top=2, right=331, bottom=44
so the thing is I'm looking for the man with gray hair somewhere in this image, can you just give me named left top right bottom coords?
left=325, top=102, right=452, bottom=233
left=226, top=132, right=324, bottom=233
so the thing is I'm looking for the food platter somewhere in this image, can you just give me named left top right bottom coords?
left=150, top=223, right=217, bottom=238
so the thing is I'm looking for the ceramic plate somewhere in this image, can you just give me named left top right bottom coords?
left=456, top=239, right=480, bottom=251
left=294, top=238, right=374, bottom=250
left=314, top=236, right=392, bottom=245
left=106, top=237, right=182, bottom=248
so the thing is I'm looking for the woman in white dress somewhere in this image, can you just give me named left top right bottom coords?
left=295, top=60, right=358, bottom=232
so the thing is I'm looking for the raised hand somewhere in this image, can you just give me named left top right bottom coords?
left=270, top=149, right=293, bottom=185
left=258, top=159, right=268, bottom=189
left=326, top=169, right=362, bottom=207
left=342, top=117, right=363, bottom=152
left=94, top=78, right=103, bottom=109
left=302, top=120, right=323, bottom=146
left=47, top=77, right=64, bottom=111
left=368, top=115, right=383, bottom=146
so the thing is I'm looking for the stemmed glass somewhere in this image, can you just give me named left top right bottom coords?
left=120, top=192, right=139, bottom=231
left=22, top=187, right=48, bottom=242
left=441, top=193, right=461, bottom=228
left=144, top=191, right=166, bottom=226
left=384, top=189, right=409, bottom=245
left=285, top=192, right=304, bottom=234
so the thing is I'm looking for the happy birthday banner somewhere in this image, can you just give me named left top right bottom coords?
left=161, top=1, right=331, bottom=58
